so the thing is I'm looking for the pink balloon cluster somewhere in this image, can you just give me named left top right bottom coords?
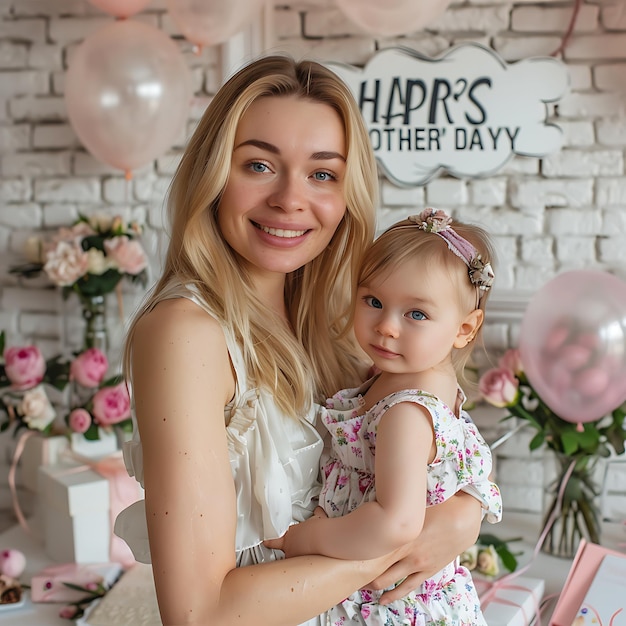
left=64, top=20, right=191, bottom=176
left=519, top=270, right=626, bottom=425
left=334, top=0, right=453, bottom=37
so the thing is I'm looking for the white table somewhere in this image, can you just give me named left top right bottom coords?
left=0, top=511, right=623, bottom=624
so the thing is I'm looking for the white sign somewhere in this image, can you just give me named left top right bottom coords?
left=327, top=43, right=570, bottom=186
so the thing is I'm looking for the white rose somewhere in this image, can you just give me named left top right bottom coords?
left=19, top=385, right=56, bottom=431
left=86, top=248, right=115, bottom=275
left=89, top=213, right=113, bottom=232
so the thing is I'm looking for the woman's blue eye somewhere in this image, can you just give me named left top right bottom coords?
left=314, top=171, right=335, bottom=181
left=250, top=162, right=269, bottom=173
left=364, top=296, right=383, bottom=309
left=409, top=310, right=426, bottom=321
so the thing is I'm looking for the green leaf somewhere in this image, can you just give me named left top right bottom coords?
left=0, top=330, right=4, bottom=355
left=561, top=431, right=580, bottom=456
left=495, top=544, right=518, bottom=572
left=83, top=422, right=100, bottom=441
left=529, top=431, right=545, bottom=451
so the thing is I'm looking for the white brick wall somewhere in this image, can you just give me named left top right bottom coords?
left=0, top=1, right=625, bottom=521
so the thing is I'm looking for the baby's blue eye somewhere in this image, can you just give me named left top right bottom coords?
left=364, top=296, right=383, bottom=309
left=408, top=310, right=426, bottom=321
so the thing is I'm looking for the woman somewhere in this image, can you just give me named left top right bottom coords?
left=115, top=53, right=481, bottom=626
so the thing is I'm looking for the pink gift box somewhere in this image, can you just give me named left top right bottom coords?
left=30, top=563, right=122, bottom=603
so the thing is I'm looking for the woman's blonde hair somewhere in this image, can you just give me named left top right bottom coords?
left=124, top=54, right=378, bottom=415
left=357, top=217, right=496, bottom=382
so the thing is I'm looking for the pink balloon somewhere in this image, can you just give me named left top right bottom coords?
left=87, top=0, right=152, bottom=18
left=519, top=270, right=626, bottom=424
left=65, top=20, right=191, bottom=175
left=166, top=0, right=265, bottom=49
left=334, top=0, right=453, bottom=37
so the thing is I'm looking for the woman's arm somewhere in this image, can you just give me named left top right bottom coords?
left=269, top=402, right=433, bottom=560
left=132, top=299, right=401, bottom=626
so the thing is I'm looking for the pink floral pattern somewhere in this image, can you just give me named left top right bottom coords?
left=320, top=378, right=502, bottom=626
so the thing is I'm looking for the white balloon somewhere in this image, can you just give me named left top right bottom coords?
left=65, top=20, right=192, bottom=175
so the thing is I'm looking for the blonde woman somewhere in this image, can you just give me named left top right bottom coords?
left=115, top=54, right=482, bottom=626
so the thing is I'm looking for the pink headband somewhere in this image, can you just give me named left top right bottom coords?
left=407, top=208, right=495, bottom=301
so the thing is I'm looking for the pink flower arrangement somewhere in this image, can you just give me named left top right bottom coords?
left=1, top=332, right=131, bottom=440
left=11, top=213, right=148, bottom=301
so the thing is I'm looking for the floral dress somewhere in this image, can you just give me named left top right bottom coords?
left=320, top=377, right=502, bottom=626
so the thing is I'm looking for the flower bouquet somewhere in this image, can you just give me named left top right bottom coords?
left=0, top=332, right=69, bottom=436
left=65, top=348, right=132, bottom=441
left=479, top=348, right=626, bottom=557
left=11, top=213, right=149, bottom=351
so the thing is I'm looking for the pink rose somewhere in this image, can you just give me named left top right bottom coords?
left=498, top=348, right=524, bottom=376
left=92, top=383, right=131, bottom=426
left=70, top=348, right=108, bottom=388
left=479, top=367, right=520, bottom=408
left=4, top=345, right=46, bottom=390
left=68, top=408, right=92, bottom=434
left=104, top=236, right=148, bottom=275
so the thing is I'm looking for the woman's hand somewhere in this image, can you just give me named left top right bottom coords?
left=371, top=493, right=482, bottom=604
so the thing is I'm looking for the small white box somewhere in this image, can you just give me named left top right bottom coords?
left=481, top=575, right=545, bottom=626
left=39, top=464, right=111, bottom=564
left=20, top=435, right=70, bottom=492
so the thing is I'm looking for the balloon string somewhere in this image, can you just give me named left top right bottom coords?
left=551, top=0, right=582, bottom=57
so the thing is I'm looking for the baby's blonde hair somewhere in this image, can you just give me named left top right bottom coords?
left=124, top=54, right=379, bottom=415
left=357, top=217, right=496, bottom=382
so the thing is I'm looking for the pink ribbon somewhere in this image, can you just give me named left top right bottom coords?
left=477, top=458, right=577, bottom=626
left=8, top=429, right=38, bottom=534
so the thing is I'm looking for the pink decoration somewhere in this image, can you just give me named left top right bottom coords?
left=166, top=0, right=265, bottom=50
left=64, top=20, right=192, bottom=176
left=519, top=270, right=626, bottom=424
left=70, top=348, right=109, bottom=388
left=87, top=0, right=152, bottom=18
left=333, top=0, right=453, bottom=37
left=0, top=549, right=26, bottom=578
left=92, top=383, right=131, bottom=426
left=68, top=408, right=92, bottom=434
left=4, top=345, right=46, bottom=390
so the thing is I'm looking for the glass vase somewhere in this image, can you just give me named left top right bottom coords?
left=540, top=451, right=601, bottom=558
left=79, top=293, right=108, bottom=353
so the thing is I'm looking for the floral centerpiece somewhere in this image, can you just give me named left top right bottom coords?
left=0, top=332, right=68, bottom=436
left=0, top=332, right=131, bottom=442
left=479, top=348, right=626, bottom=557
left=11, top=213, right=149, bottom=351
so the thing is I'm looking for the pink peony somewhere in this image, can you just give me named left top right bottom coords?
left=4, top=345, right=46, bottom=390
left=478, top=367, right=520, bottom=408
left=104, top=236, right=148, bottom=275
left=68, top=408, right=92, bottom=434
left=0, top=549, right=26, bottom=578
left=92, top=383, right=131, bottom=426
left=43, top=240, right=89, bottom=286
left=70, top=348, right=108, bottom=388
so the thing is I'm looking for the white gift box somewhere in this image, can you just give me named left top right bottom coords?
left=20, top=434, right=70, bottom=493
left=480, top=576, right=545, bottom=626
left=39, top=464, right=111, bottom=564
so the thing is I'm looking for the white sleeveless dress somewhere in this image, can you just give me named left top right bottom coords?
left=114, top=282, right=327, bottom=626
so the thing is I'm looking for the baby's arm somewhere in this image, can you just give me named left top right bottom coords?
left=271, top=402, right=434, bottom=560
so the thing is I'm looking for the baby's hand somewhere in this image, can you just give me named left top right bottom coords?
left=263, top=513, right=325, bottom=558
left=263, top=533, right=286, bottom=552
